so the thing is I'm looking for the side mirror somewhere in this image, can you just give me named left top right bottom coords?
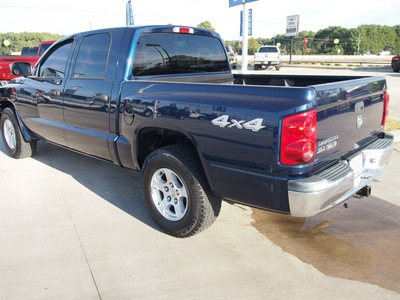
left=11, top=62, right=32, bottom=76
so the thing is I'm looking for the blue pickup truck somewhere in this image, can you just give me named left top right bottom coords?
left=0, top=26, right=394, bottom=237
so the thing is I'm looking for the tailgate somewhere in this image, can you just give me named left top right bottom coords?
left=311, top=76, right=387, bottom=168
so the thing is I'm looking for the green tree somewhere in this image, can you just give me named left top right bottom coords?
left=0, top=32, right=63, bottom=55
left=197, top=21, right=215, bottom=32
left=248, top=37, right=260, bottom=55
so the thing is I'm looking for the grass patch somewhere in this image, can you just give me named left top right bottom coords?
left=384, top=118, right=400, bottom=132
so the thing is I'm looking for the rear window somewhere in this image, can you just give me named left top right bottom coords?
left=258, top=47, right=278, bottom=53
left=21, top=47, right=39, bottom=57
left=132, top=33, right=229, bottom=76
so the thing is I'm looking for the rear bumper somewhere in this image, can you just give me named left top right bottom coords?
left=254, top=60, right=281, bottom=66
left=288, top=133, right=394, bottom=217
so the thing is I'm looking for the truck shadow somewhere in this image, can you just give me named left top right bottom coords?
left=1, top=140, right=161, bottom=233
left=252, top=196, right=400, bottom=293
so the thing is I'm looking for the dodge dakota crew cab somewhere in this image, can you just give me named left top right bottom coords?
left=0, top=26, right=394, bottom=237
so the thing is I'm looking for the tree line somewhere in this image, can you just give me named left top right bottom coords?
left=2, top=24, right=400, bottom=57
left=0, top=32, right=63, bottom=55
left=223, top=24, right=400, bottom=56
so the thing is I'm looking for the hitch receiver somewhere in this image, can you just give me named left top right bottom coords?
left=356, top=185, right=371, bottom=197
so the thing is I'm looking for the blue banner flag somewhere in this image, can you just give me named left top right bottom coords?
left=229, top=0, right=258, bottom=7
left=126, top=1, right=134, bottom=26
left=240, top=9, right=252, bottom=36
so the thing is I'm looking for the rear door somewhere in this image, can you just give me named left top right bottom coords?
left=62, top=32, right=114, bottom=160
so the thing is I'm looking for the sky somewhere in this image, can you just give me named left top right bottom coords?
left=0, top=0, right=399, bottom=41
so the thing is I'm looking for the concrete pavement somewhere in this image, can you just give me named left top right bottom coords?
left=1, top=66, right=400, bottom=299
left=1, top=140, right=399, bottom=299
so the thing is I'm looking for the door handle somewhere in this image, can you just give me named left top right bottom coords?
left=49, top=89, right=61, bottom=96
left=93, top=93, right=109, bottom=102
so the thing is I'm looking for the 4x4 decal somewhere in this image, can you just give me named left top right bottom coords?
left=211, top=115, right=265, bottom=132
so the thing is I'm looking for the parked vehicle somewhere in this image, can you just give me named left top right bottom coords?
left=225, top=45, right=237, bottom=69
left=0, top=26, right=393, bottom=237
left=378, top=51, right=391, bottom=56
left=391, top=55, right=400, bottom=72
left=0, top=40, right=54, bottom=86
left=21, top=46, right=39, bottom=57
left=254, top=45, right=282, bottom=70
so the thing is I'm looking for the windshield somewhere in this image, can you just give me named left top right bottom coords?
left=132, top=33, right=229, bottom=76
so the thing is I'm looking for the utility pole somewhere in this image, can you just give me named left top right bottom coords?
left=289, top=36, right=294, bottom=64
left=357, top=35, right=362, bottom=55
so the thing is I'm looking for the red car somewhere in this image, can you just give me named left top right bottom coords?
left=0, top=40, right=54, bottom=86
left=391, top=55, right=400, bottom=72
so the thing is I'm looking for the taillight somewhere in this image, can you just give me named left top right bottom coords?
left=382, top=91, right=389, bottom=126
left=280, top=110, right=317, bottom=165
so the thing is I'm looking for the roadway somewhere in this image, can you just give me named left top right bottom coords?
left=0, top=66, right=399, bottom=299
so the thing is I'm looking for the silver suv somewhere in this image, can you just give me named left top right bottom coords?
left=254, top=46, right=282, bottom=71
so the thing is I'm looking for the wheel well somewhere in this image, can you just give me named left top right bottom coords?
left=0, top=100, right=14, bottom=114
left=137, top=127, right=197, bottom=168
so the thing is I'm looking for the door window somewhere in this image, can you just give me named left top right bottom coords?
left=39, top=40, right=73, bottom=78
left=73, top=33, right=112, bottom=79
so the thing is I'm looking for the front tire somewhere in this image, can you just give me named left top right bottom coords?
left=142, top=144, right=221, bottom=237
left=1, top=107, right=36, bottom=158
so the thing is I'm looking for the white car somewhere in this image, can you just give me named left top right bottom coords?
left=254, top=45, right=282, bottom=70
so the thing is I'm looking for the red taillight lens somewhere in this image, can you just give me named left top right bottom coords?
left=382, top=91, right=389, bottom=126
left=280, top=110, right=317, bottom=165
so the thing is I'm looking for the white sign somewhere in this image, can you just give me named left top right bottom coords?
left=286, top=15, right=299, bottom=37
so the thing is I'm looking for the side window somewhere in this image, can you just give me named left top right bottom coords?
left=39, top=40, right=73, bottom=78
left=73, top=33, right=112, bottom=79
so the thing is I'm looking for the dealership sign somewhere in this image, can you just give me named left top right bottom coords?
left=240, top=9, right=252, bottom=36
left=229, top=0, right=258, bottom=8
left=286, top=15, right=299, bottom=37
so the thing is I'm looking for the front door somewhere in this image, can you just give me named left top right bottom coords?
left=62, top=33, right=114, bottom=161
left=17, top=39, right=74, bottom=146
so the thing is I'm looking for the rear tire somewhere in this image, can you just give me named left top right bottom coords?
left=1, top=107, right=36, bottom=158
left=142, top=144, right=221, bottom=237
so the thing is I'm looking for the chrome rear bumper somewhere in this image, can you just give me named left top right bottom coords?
left=288, top=133, right=394, bottom=217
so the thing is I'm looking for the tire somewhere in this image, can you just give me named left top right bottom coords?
left=142, top=144, right=221, bottom=237
left=144, top=108, right=153, bottom=117
left=254, top=65, right=259, bottom=70
left=393, top=68, right=399, bottom=73
left=1, top=107, right=36, bottom=159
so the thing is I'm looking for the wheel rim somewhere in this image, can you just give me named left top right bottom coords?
left=3, top=119, right=16, bottom=150
left=150, top=168, right=188, bottom=221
